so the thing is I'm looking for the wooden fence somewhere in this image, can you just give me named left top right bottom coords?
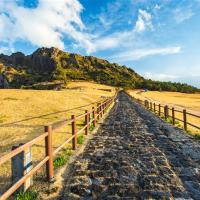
left=0, top=96, right=116, bottom=200
left=126, top=92, right=200, bottom=132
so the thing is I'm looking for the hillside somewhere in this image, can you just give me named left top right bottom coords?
left=0, top=47, right=143, bottom=89
left=0, top=47, right=199, bottom=93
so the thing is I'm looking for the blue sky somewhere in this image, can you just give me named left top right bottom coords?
left=0, top=0, right=200, bottom=87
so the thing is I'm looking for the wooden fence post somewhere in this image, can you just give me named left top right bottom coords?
left=44, top=125, right=54, bottom=182
left=71, top=115, right=77, bottom=150
left=145, top=100, right=148, bottom=108
left=88, top=112, right=91, bottom=124
left=158, top=104, right=161, bottom=116
left=85, top=110, right=88, bottom=135
left=183, top=109, right=187, bottom=130
left=103, top=102, right=105, bottom=114
left=150, top=102, right=152, bottom=110
left=172, top=107, right=175, bottom=125
left=100, top=103, right=103, bottom=118
left=97, top=103, right=100, bottom=120
left=92, top=107, right=96, bottom=127
left=166, top=105, right=169, bottom=118
left=164, top=106, right=167, bottom=119
left=154, top=103, right=156, bottom=112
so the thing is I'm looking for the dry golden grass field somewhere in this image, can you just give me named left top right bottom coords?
left=0, top=81, right=116, bottom=194
left=128, top=90, right=200, bottom=134
left=0, top=81, right=115, bottom=155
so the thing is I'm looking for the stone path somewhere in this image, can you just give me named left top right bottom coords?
left=60, top=91, right=200, bottom=199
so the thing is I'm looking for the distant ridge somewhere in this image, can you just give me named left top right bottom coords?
left=0, top=47, right=199, bottom=93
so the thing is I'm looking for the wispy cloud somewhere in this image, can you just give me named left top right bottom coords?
left=0, top=1, right=155, bottom=54
left=88, top=9, right=153, bottom=53
left=134, top=9, right=153, bottom=32
left=174, top=7, right=194, bottom=23
left=144, top=72, right=179, bottom=81
left=97, top=1, right=123, bottom=30
left=0, top=46, right=9, bottom=54
left=110, top=46, right=181, bottom=62
left=143, top=72, right=200, bottom=88
left=0, top=0, right=94, bottom=53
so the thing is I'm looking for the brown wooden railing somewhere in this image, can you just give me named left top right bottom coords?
left=126, top=92, right=200, bottom=132
left=0, top=95, right=116, bottom=200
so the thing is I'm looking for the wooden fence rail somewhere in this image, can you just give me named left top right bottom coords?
left=0, top=96, right=116, bottom=200
left=126, top=92, right=200, bottom=132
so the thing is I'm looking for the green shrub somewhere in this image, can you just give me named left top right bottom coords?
left=53, top=149, right=73, bottom=169
left=15, top=191, right=38, bottom=200
left=174, top=120, right=180, bottom=125
left=63, top=148, right=73, bottom=156
left=194, top=134, right=200, bottom=140
left=53, top=155, right=67, bottom=169
left=166, top=117, right=173, bottom=124
left=89, top=124, right=95, bottom=131
left=187, top=130, right=192, bottom=134
left=161, top=115, right=165, bottom=120
left=77, top=135, right=85, bottom=144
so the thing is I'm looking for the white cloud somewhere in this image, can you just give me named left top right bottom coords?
left=0, top=47, right=9, bottom=54
left=88, top=9, right=153, bottom=52
left=90, top=30, right=135, bottom=52
left=99, top=15, right=113, bottom=29
left=98, top=1, right=122, bottom=30
left=0, top=0, right=94, bottom=53
left=174, top=8, right=194, bottom=23
left=134, top=9, right=152, bottom=32
left=110, top=46, right=181, bottom=61
left=0, top=1, right=155, bottom=55
left=143, top=72, right=200, bottom=88
left=144, top=72, right=179, bottom=81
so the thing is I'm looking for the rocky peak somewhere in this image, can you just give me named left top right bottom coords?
left=11, top=52, right=25, bottom=57
left=32, top=47, right=61, bottom=58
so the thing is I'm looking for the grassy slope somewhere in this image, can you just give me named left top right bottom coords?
left=128, top=90, right=200, bottom=134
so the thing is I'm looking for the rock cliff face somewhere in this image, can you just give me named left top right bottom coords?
left=0, top=47, right=58, bottom=73
left=0, top=74, right=9, bottom=88
left=0, top=47, right=143, bottom=88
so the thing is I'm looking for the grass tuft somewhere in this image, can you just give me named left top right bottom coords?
left=166, top=117, right=173, bottom=124
left=174, top=120, right=180, bottom=125
left=63, top=148, right=73, bottom=156
left=77, top=135, right=85, bottom=144
left=89, top=124, right=95, bottom=131
left=53, top=149, right=73, bottom=169
left=194, top=134, right=200, bottom=140
left=187, top=129, right=192, bottom=134
left=53, top=155, right=67, bottom=169
left=15, top=190, right=38, bottom=200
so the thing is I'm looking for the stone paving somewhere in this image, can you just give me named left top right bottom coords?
left=60, top=91, right=200, bottom=200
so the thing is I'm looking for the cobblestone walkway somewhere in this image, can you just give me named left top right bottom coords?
left=60, top=92, right=200, bottom=199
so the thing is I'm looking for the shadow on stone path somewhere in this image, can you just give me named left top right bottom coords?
left=59, top=91, right=200, bottom=200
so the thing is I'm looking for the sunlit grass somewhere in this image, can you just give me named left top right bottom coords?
left=128, top=89, right=200, bottom=135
